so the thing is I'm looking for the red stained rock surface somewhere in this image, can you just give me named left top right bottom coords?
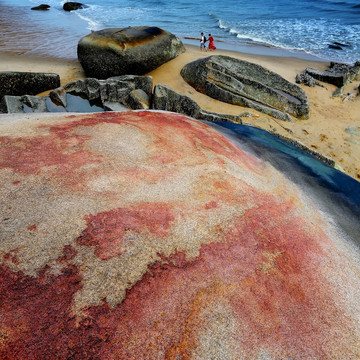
left=77, top=203, right=175, bottom=260
left=0, top=111, right=359, bottom=359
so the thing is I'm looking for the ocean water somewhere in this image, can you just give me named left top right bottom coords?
left=0, top=0, right=359, bottom=62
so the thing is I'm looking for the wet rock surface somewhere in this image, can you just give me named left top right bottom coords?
left=180, top=55, right=310, bottom=120
left=77, top=27, right=185, bottom=79
left=0, top=111, right=359, bottom=359
left=31, top=4, right=50, bottom=10
left=63, top=2, right=84, bottom=11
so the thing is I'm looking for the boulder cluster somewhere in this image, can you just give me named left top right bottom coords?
left=296, top=61, right=360, bottom=97
left=0, top=74, right=243, bottom=124
left=31, top=2, right=85, bottom=11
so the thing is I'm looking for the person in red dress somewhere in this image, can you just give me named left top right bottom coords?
left=208, top=34, right=216, bottom=50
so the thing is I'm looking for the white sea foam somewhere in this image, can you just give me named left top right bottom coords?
left=74, top=5, right=103, bottom=30
left=11, top=0, right=360, bottom=63
left=218, top=19, right=227, bottom=29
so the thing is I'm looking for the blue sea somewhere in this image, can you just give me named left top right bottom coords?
left=0, top=0, right=359, bottom=63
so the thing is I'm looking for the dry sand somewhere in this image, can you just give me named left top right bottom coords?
left=1, top=45, right=359, bottom=181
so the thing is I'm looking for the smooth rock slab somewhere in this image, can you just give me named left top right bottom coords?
left=77, top=27, right=185, bottom=79
left=181, top=55, right=310, bottom=120
left=0, top=111, right=359, bottom=359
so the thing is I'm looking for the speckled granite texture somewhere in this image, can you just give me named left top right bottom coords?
left=0, top=111, right=359, bottom=359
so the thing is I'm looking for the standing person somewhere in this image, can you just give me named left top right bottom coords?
left=200, top=32, right=207, bottom=52
left=208, top=34, right=216, bottom=51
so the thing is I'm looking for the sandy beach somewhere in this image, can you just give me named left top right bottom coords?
left=1, top=44, right=359, bottom=181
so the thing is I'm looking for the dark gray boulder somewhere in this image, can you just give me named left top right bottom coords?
left=0, top=95, right=49, bottom=113
left=122, top=89, right=150, bottom=110
left=63, top=2, right=84, bottom=11
left=1, top=75, right=153, bottom=114
left=298, top=61, right=360, bottom=96
left=77, top=27, right=185, bottom=79
left=304, top=67, right=349, bottom=88
left=31, top=4, right=50, bottom=10
left=111, top=74, right=153, bottom=98
left=151, top=84, right=242, bottom=123
left=0, top=96, right=23, bottom=113
left=151, top=84, right=201, bottom=118
left=296, top=72, right=325, bottom=88
left=328, top=44, right=343, bottom=50
left=304, top=61, right=360, bottom=88
left=0, top=71, right=60, bottom=100
left=49, top=75, right=152, bottom=108
left=180, top=55, right=309, bottom=120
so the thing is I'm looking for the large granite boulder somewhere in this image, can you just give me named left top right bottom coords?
left=0, top=111, right=359, bottom=358
left=0, top=71, right=60, bottom=100
left=77, top=27, right=185, bottom=79
left=180, top=55, right=310, bottom=120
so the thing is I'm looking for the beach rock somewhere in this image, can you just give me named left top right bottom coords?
left=0, top=111, right=359, bottom=359
left=0, top=96, right=23, bottom=113
left=304, top=67, right=348, bottom=88
left=180, top=55, right=308, bottom=120
left=332, top=41, right=351, bottom=48
left=296, top=71, right=325, bottom=88
left=77, top=27, right=185, bottom=79
left=330, top=61, right=360, bottom=80
left=63, top=2, right=84, bottom=11
left=109, top=74, right=153, bottom=98
left=102, top=102, right=131, bottom=112
left=0, top=71, right=60, bottom=100
left=31, top=4, right=50, bottom=10
left=328, top=44, right=343, bottom=50
left=50, top=75, right=152, bottom=108
left=0, top=95, right=50, bottom=113
left=1, top=75, right=153, bottom=114
left=152, top=84, right=242, bottom=123
left=198, top=110, right=243, bottom=123
left=151, top=84, right=201, bottom=118
left=122, top=89, right=150, bottom=110
left=303, top=61, right=360, bottom=89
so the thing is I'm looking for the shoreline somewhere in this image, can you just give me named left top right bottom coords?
left=0, top=1, right=339, bottom=64
left=181, top=37, right=328, bottom=63
left=1, top=44, right=359, bottom=181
